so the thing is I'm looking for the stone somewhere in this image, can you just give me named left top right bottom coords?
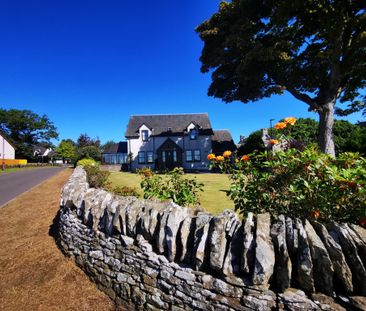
left=179, top=216, right=193, bottom=263
left=120, top=234, right=134, bottom=247
left=311, top=293, right=346, bottom=311
left=252, top=213, right=275, bottom=286
left=125, top=200, right=142, bottom=237
left=208, top=212, right=229, bottom=271
left=241, top=212, right=255, bottom=275
left=175, top=270, right=196, bottom=282
left=156, top=206, right=172, bottom=254
left=270, top=215, right=291, bottom=292
left=351, top=224, right=366, bottom=243
left=346, top=224, right=366, bottom=263
left=165, top=204, right=190, bottom=261
left=312, top=221, right=353, bottom=294
left=278, top=288, right=319, bottom=310
left=285, top=217, right=298, bottom=257
left=330, top=222, right=366, bottom=295
left=222, top=218, right=242, bottom=277
left=295, top=219, right=315, bottom=294
left=193, top=212, right=212, bottom=270
left=89, top=250, right=104, bottom=261
left=304, top=220, right=333, bottom=296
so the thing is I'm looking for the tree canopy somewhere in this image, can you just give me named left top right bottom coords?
left=56, top=139, right=77, bottom=163
left=0, top=109, right=58, bottom=159
left=196, top=0, right=366, bottom=156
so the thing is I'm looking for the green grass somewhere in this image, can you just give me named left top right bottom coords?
left=108, top=171, right=234, bottom=215
left=0, top=166, right=60, bottom=175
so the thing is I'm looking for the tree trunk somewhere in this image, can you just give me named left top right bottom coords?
left=318, top=101, right=335, bottom=157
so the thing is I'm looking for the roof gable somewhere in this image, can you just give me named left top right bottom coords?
left=125, top=113, right=213, bottom=137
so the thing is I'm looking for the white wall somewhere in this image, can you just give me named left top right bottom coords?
left=127, top=126, right=212, bottom=171
left=0, top=134, right=15, bottom=159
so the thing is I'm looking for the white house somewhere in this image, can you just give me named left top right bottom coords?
left=0, top=132, right=15, bottom=160
left=125, top=113, right=236, bottom=171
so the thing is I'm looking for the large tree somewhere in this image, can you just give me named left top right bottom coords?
left=196, top=0, right=366, bottom=156
left=56, top=139, right=77, bottom=163
left=0, top=109, right=58, bottom=159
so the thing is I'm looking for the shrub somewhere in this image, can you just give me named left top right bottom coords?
left=138, top=167, right=203, bottom=207
left=105, top=185, right=139, bottom=197
left=210, top=148, right=366, bottom=225
left=77, top=158, right=99, bottom=168
left=83, top=164, right=110, bottom=188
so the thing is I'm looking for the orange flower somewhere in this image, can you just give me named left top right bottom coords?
left=310, top=209, right=320, bottom=219
left=274, top=122, right=287, bottom=130
left=207, top=153, right=216, bottom=161
left=269, top=139, right=279, bottom=145
left=223, top=150, right=232, bottom=158
left=241, top=155, right=250, bottom=162
left=284, top=117, right=297, bottom=125
left=216, top=155, right=224, bottom=162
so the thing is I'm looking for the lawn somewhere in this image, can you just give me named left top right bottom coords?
left=108, top=171, right=235, bottom=215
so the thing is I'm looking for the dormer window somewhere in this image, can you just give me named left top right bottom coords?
left=142, top=130, right=149, bottom=141
left=190, top=129, right=197, bottom=140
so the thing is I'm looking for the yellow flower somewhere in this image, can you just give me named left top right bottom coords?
left=223, top=150, right=232, bottom=158
left=241, top=155, right=250, bottom=162
left=207, top=153, right=216, bottom=161
left=216, top=156, right=224, bottom=162
left=284, top=117, right=297, bottom=125
left=269, top=139, right=279, bottom=145
left=274, top=122, right=287, bottom=130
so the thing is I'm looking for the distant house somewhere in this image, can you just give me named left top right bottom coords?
left=125, top=113, right=236, bottom=171
left=33, top=145, right=55, bottom=163
left=212, top=130, right=237, bottom=155
left=102, top=142, right=128, bottom=164
left=0, top=132, right=15, bottom=160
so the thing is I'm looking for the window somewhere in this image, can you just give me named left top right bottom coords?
left=190, top=129, right=197, bottom=140
left=142, top=130, right=149, bottom=141
left=138, top=151, right=145, bottom=164
left=194, top=150, right=201, bottom=162
left=162, top=151, right=166, bottom=163
left=173, top=150, right=177, bottom=162
left=147, top=151, right=154, bottom=163
left=186, top=150, right=193, bottom=162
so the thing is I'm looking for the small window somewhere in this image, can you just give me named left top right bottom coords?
left=142, top=130, right=149, bottom=141
left=186, top=150, right=193, bottom=162
left=138, top=151, right=145, bottom=164
left=173, top=150, right=177, bottom=162
left=147, top=151, right=154, bottom=163
left=194, top=150, right=201, bottom=162
left=162, top=151, right=166, bottom=163
left=190, top=129, right=197, bottom=140
left=167, top=127, right=172, bottom=132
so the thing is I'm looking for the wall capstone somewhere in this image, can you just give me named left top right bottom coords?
left=57, top=167, right=366, bottom=310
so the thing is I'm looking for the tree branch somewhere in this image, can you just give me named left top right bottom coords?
left=285, top=87, right=319, bottom=111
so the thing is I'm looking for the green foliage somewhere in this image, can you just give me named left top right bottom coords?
left=77, top=158, right=99, bottom=167
left=196, top=1, right=366, bottom=155
left=83, top=164, right=110, bottom=188
left=77, top=145, right=101, bottom=162
left=56, top=139, right=77, bottom=162
left=102, top=140, right=117, bottom=152
left=237, top=130, right=265, bottom=156
left=138, top=167, right=203, bottom=207
left=105, top=185, right=139, bottom=197
left=0, top=108, right=58, bottom=159
left=211, top=148, right=366, bottom=225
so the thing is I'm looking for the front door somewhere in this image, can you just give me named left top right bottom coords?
left=164, top=150, right=175, bottom=170
left=157, top=138, right=183, bottom=171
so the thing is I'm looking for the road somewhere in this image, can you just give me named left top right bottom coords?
left=0, top=167, right=65, bottom=207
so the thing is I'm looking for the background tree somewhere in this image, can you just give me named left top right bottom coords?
left=0, top=108, right=58, bottom=159
left=75, top=133, right=102, bottom=162
left=196, top=1, right=366, bottom=156
left=101, top=140, right=117, bottom=152
left=56, top=139, right=77, bottom=163
left=77, top=133, right=100, bottom=148
left=237, top=130, right=265, bottom=156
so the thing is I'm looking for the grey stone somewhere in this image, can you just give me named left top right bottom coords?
left=156, top=206, right=172, bottom=254
left=278, top=288, right=320, bottom=310
left=330, top=222, right=366, bottom=295
left=175, top=270, right=195, bottom=282
left=193, top=212, right=212, bottom=270
left=120, top=234, right=134, bottom=247
left=312, top=221, right=353, bottom=294
left=179, top=216, right=193, bottom=263
left=252, top=213, right=275, bottom=286
left=270, top=215, right=291, bottom=292
left=222, top=217, right=242, bottom=277
left=89, top=250, right=104, bottom=261
left=208, top=212, right=228, bottom=271
left=346, top=224, right=366, bottom=263
left=241, top=212, right=255, bottom=274
left=295, top=219, right=315, bottom=294
left=304, top=220, right=333, bottom=296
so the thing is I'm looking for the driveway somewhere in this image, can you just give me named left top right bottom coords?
left=0, top=167, right=65, bottom=207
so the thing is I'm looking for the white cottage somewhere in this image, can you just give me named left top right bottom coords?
left=0, top=132, right=15, bottom=160
left=125, top=113, right=236, bottom=171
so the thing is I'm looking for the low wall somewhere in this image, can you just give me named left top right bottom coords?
left=57, top=167, right=366, bottom=310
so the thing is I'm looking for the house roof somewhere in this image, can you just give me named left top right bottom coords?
left=0, top=130, right=16, bottom=149
left=212, top=130, right=237, bottom=153
left=102, top=142, right=128, bottom=154
left=125, top=113, right=213, bottom=137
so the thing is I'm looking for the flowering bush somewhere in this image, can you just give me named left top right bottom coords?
left=84, top=164, right=110, bottom=188
left=210, top=147, right=366, bottom=226
left=77, top=158, right=99, bottom=168
left=138, top=167, right=203, bottom=207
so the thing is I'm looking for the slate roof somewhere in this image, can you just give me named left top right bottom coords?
left=125, top=113, right=213, bottom=137
left=212, top=130, right=237, bottom=153
left=102, top=142, right=128, bottom=154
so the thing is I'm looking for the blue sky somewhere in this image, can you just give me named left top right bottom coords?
left=0, top=0, right=363, bottom=145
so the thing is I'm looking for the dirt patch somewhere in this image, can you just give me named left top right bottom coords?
left=0, top=169, right=117, bottom=311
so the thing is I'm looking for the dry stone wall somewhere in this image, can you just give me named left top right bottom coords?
left=58, top=167, right=366, bottom=310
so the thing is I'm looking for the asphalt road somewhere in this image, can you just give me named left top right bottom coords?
left=0, top=167, right=65, bottom=207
